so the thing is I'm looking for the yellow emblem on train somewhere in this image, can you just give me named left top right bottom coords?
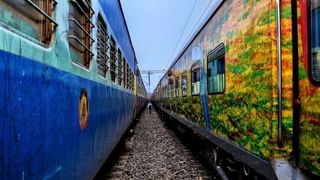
left=79, top=89, right=89, bottom=130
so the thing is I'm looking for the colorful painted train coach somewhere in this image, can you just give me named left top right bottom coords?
left=153, top=0, right=319, bottom=179
left=0, top=0, right=147, bottom=179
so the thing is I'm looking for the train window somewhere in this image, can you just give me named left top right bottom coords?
left=191, top=62, right=200, bottom=95
left=69, top=0, right=94, bottom=68
left=175, top=76, right=180, bottom=97
left=118, top=49, right=123, bottom=85
left=122, top=58, right=126, bottom=88
left=131, top=72, right=135, bottom=91
left=182, top=72, right=187, bottom=96
left=207, top=44, right=225, bottom=94
left=310, top=0, right=320, bottom=82
left=110, top=37, right=117, bottom=82
left=0, top=0, right=57, bottom=45
left=126, top=63, right=130, bottom=89
left=97, top=15, right=109, bottom=77
left=127, top=69, right=130, bottom=89
left=128, top=70, right=133, bottom=91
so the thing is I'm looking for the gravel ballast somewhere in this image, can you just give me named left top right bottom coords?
left=106, top=109, right=213, bottom=179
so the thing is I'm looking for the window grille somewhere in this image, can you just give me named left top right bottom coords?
left=68, top=0, right=94, bottom=68
left=97, top=15, right=109, bottom=77
left=128, top=70, right=132, bottom=90
left=122, top=58, right=126, bottom=87
left=110, top=37, right=117, bottom=82
left=118, top=50, right=123, bottom=85
left=126, top=64, right=130, bottom=89
left=131, top=72, right=135, bottom=91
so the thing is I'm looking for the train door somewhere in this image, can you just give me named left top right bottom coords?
left=292, top=0, right=320, bottom=175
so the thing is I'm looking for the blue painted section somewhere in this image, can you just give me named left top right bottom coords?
left=200, top=63, right=211, bottom=131
left=193, top=47, right=211, bottom=130
left=99, top=0, right=135, bottom=69
left=0, top=50, right=134, bottom=179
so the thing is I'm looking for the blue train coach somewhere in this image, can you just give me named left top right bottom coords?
left=0, top=0, right=147, bottom=179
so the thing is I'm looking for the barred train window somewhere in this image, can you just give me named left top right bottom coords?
left=0, top=0, right=57, bottom=45
left=207, top=44, right=225, bottom=94
left=110, top=37, right=117, bottom=82
left=122, top=58, right=126, bottom=87
left=126, top=63, right=130, bottom=89
left=182, top=72, right=187, bottom=96
left=128, top=69, right=132, bottom=90
left=191, top=62, right=200, bottom=95
left=130, top=71, right=134, bottom=91
left=69, top=0, right=94, bottom=68
left=124, top=61, right=127, bottom=88
left=118, top=49, right=123, bottom=85
left=97, top=15, right=109, bottom=77
left=310, top=0, right=320, bottom=82
left=131, top=71, right=134, bottom=91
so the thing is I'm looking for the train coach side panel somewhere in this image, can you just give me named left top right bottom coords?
left=99, top=0, right=135, bottom=69
left=0, top=50, right=134, bottom=179
left=298, top=0, right=320, bottom=175
left=157, top=0, right=296, bottom=161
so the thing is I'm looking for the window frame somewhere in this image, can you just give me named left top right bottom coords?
left=191, top=61, right=201, bottom=96
left=307, top=0, right=320, bottom=86
left=206, top=43, right=226, bottom=95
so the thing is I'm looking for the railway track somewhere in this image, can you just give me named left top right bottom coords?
left=98, top=109, right=215, bottom=179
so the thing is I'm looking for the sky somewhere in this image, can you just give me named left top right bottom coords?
left=120, top=0, right=219, bottom=93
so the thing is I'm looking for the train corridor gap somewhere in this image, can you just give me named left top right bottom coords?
left=102, top=107, right=215, bottom=179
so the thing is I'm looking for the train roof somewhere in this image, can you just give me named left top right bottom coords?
left=158, top=0, right=224, bottom=85
left=99, top=0, right=137, bottom=69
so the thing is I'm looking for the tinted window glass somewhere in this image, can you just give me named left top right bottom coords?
left=311, top=0, right=320, bottom=81
left=191, top=62, right=200, bottom=95
left=207, top=44, right=225, bottom=94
